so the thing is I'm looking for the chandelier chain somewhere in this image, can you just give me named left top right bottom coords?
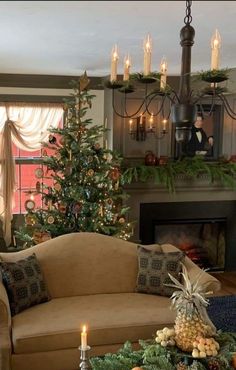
left=184, top=0, right=193, bottom=25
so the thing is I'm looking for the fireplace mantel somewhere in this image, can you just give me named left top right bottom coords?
left=125, top=180, right=236, bottom=247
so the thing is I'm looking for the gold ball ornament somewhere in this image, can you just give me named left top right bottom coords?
left=87, top=169, right=94, bottom=177
left=58, top=203, right=67, bottom=213
left=131, top=368, right=144, bottom=370
left=118, top=217, right=125, bottom=224
left=25, top=214, right=37, bottom=226
left=54, top=183, right=62, bottom=192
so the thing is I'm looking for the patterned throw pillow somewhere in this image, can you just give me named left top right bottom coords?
left=136, top=246, right=184, bottom=297
left=0, top=253, right=50, bottom=316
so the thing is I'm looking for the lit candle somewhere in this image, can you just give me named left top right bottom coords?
left=123, top=54, right=131, bottom=81
left=143, top=34, right=152, bottom=76
left=110, top=45, right=119, bottom=82
left=211, top=29, right=221, bottom=70
left=139, top=114, right=143, bottom=126
left=160, top=57, right=168, bottom=90
left=81, top=325, right=87, bottom=350
left=30, top=192, right=34, bottom=201
left=162, top=118, right=167, bottom=132
left=129, top=119, right=133, bottom=133
left=148, top=113, right=154, bottom=130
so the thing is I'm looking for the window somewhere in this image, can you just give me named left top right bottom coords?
left=13, top=119, right=63, bottom=214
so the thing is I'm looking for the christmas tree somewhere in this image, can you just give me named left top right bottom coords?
left=16, top=72, right=133, bottom=247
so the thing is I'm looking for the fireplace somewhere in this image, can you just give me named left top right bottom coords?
left=140, top=201, right=236, bottom=271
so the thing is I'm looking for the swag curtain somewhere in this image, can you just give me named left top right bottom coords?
left=0, top=103, right=63, bottom=246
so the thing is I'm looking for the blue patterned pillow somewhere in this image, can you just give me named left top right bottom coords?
left=0, top=253, right=50, bottom=316
left=136, top=246, right=184, bottom=297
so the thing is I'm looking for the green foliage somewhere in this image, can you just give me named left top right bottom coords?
left=122, top=156, right=236, bottom=193
left=90, top=333, right=236, bottom=370
left=16, top=74, right=133, bottom=248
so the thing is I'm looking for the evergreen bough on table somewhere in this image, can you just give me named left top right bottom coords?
left=90, top=332, right=236, bottom=370
left=15, top=72, right=133, bottom=247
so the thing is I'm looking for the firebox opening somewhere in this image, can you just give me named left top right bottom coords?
left=154, top=218, right=226, bottom=271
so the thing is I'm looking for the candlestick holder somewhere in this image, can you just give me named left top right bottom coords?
left=79, top=345, right=91, bottom=370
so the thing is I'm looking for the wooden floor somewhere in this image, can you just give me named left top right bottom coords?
left=210, top=272, right=236, bottom=296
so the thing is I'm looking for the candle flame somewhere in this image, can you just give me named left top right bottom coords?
left=160, top=56, right=168, bottom=72
left=82, top=325, right=87, bottom=333
left=211, top=29, right=221, bottom=49
left=144, top=34, right=152, bottom=52
left=112, top=45, right=119, bottom=60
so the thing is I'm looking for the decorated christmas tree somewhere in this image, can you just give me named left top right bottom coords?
left=16, top=72, right=133, bottom=247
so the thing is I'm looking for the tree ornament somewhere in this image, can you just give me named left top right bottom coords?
left=118, top=217, right=125, bottom=224
left=88, top=156, right=93, bottom=163
left=54, top=183, right=61, bottom=192
left=32, top=231, right=43, bottom=244
left=46, top=215, right=55, bottom=224
left=65, top=165, right=72, bottom=176
left=59, top=136, right=65, bottom=145
left=87, top=169, right=94, bottom=177
left=35, top=167, right=44, bottom=179
left=48, top=134, right=57, bottom=144
left=106, top=198, right=113, bottom=206
left=114, top=180, right=119, bottom=190
left=36, top=181, right=41, bottom=193
left=131, top=368, right=144, bottom=370
left=232, top=353, right=236, bottom=369
left=72, top=202, right=82, bottom=214
left=42, top=149, right=48, bottom=157
left=109, top=167, right=120, bottom=181
left=25, top=199, right=36, bottom=212
left=79, top=71, right=90, bottom=91
left=58, top=203, right=67, bottom=213
left=25, top=214, right=37, bottom=226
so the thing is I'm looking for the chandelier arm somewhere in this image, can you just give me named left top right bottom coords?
left=218, top=94, right=236, bottom=118
left=165, top=93, right=178, bottom=105
left=145, top=94, right=166, bottom=116
left=112, top=90, right=147, bottom=119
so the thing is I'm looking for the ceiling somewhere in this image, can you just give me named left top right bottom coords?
left=0, top=1, right=235, bottom=77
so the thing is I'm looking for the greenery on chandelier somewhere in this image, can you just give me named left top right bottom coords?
left=90, top=333, right=236, bottom=370
left=122, top=156, right=236, bottom=193
left=16, top=72, right=133, bottom=247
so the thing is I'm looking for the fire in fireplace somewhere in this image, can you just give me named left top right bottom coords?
left=155, top=220, right=226, bottom=270
left=139, top=201, right=236, bottom=271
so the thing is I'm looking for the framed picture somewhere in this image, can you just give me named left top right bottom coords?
left=172, top=104, right=224, bottom=160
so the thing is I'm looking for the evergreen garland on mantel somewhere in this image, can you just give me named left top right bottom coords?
left=121, top=157, right=236, bottom=193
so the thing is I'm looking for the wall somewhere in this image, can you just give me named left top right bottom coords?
left=103, top=70, right=236, bottom=245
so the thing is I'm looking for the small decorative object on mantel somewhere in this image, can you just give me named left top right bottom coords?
left=158, top=155, right=169, bottom=165
left=144, top=150, right=157, bottom=166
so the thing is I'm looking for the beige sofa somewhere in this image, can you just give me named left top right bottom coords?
left=0, top=232, right=220, bottom=370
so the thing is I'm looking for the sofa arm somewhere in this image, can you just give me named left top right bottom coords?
left=184, top=254, right=221, bottom=294
left=0, top=281, right=12, bottom=370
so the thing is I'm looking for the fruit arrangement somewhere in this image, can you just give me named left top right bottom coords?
left=155, top=327, right=176, bottom=347
left=192, top=336, right=220, bottom=358
left=167, top=264, right=216, bottom=352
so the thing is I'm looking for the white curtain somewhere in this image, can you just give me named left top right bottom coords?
left=0, top=103, right=63, bottom=246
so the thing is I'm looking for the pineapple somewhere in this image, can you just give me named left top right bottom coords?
left=167, top=264, right=216, bottom=352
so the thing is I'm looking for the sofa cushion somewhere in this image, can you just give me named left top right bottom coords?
left=0, top=253, right=50, bottom=316
left=136, top=246, right=184, bottom=296
left=12, top=293, right=176, bottom=354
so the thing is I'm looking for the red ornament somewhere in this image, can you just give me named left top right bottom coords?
left=145, top=151, right=157, bottom=166
left=109, top=167, right=120, bottom=181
